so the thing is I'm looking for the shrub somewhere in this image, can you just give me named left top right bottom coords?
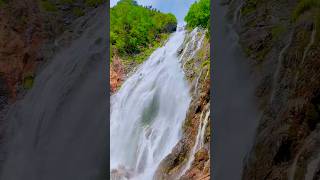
left=110, top=0, right=177, bottom=59
left=23, top=76, right=34, bottom=89
left=184, top=0, right=210, bottom=29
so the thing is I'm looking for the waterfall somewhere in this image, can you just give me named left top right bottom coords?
left=110, top=30, right=191, bottom=180
left=0, top=6, right=108, bottom=180
left=270, top=31, right=294, bottom=102
left=181, top=28, right=206, bottom=70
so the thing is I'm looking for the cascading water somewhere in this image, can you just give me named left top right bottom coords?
left=0, top=6, right=107, bottom=180
left=270, top=31, right=294, bottom=102
left=110, top=30, right=191, bottom=180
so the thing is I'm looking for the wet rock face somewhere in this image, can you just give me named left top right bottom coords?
left=228, top=0, right=320, bottom=179
left=155, top=28, right=210, bottom=180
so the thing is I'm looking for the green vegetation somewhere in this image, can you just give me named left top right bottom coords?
left=123, top=33, right=169, bottom=64
left=184, top=0, right=210, bottom=29
left=292, top=0, right=320, bottom=21
left=23, top=76, right=34, bottom=89
left=291, top=0, right=320, bottom=40
left=0, top=0, right=7, bottom=7
left=241, top=0, right=258, bottom=16
left=39, top=0, right=58, bottom=12
left=110, top=0, right=177, bottom=62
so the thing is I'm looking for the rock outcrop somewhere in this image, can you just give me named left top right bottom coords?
left=0, top=0, right=45, bottom=101
left=227, top=0, right=320, bottom=179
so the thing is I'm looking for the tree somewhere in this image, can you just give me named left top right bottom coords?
left=185, top=0, right=210, bottom=29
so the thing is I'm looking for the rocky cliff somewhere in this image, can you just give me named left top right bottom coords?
left=227, top=0, right=320, bottom=179
left=155, top=28, right=210, bottom=180
left=0, top=0, right=104, bottom=103
left=0, top=0, right=106, bottom=173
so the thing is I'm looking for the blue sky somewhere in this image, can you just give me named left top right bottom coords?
left=110, top=0, right=197, bottom=26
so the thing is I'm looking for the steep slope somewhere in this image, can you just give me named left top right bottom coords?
left=0, top=0, right=106, bottom=173
left=155, top=28, right=210, bottom=180
left=0, top=5, right=107, bottom=179
left=227, top=0, right=320, bottom=179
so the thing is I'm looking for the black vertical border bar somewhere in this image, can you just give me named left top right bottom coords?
left=106, top=0, right=110, bottom=178
left=210, top=0, right=215, bottom=179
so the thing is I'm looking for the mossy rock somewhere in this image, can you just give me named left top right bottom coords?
left=23, top=76, right=34, bottom=89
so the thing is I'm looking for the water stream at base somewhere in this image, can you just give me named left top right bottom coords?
left=110, top=30, right=191, bottom=180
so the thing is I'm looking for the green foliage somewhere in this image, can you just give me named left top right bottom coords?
left=110, top=0, right=177, bottom=60
left=39, top=0, right=57, bottom=12
left=125, top=33, right=169, bottom=64
left=292, top=0, right=320, bottom=21
left=184, top=0, right=210, bottom=29
left=241, top=0, right=258, bottom=16
left=0, top=0, right=7, bottom=7
left=72, top=7, right=85, bottom=16
left=23, top=76, right=34, bottom=89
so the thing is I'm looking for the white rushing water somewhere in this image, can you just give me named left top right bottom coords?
left=110, top=30, right=191, bottom=180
